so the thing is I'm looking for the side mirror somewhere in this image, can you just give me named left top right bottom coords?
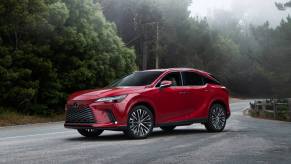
left=160, top=80, right=172, bottom=88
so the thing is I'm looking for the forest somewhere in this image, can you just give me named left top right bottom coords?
left=0, top=0, right=290, bottom=116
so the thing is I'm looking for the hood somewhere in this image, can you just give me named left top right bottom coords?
left=68, top=86, right=146, bottom=101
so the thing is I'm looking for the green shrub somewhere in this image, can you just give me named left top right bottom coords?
left=0, top=0, right=136, bottom=116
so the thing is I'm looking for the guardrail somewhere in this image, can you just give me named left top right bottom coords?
left=250, top=99, right=291, bottom=121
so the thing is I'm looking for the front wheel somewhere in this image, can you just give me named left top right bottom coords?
left=124, top=105, right=154, bottom=139
left=77, top=129, right=104, bottom=137
left=205, top=104, right=226, bottom=132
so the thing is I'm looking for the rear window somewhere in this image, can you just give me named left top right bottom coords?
left=182, top=72, right=204, bottom=86
left=207, top=74, right=221, bottom=85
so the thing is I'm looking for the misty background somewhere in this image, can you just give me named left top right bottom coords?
left=189, top=0, right=291, bottom=27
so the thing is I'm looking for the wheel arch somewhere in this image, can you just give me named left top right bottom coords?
left=210, top=99, right=230, bottom=118
left=130, top=101, right=156, bottom=125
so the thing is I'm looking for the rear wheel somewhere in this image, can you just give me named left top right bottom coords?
left=160, top=126, right=176, bottom=132
left=205, top=103, right=226, bottom=132
left=124, top=105, right=154, bottom=139
left=77, top=129, right=104, bottom=137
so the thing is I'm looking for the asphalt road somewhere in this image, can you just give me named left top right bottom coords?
left=1, top=100, right=291, bottom=164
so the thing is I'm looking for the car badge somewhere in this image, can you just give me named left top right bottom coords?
left=73, top=103, right=79, bottom=109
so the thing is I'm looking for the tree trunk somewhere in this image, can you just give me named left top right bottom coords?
left=14, top=31, right=18, bottom=50
left=142, top=24, right=148, bottom=70
left=155, top=22, right=159, bottom=69
left=142, top=41, right=148, bottom=70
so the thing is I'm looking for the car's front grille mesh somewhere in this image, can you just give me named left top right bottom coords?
left=65, top=106, right=95, bottom=124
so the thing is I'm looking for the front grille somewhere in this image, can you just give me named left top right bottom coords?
left=65, top=106, right=95, bottom=124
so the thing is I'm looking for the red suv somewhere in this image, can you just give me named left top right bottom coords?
left=64, top=68, right=230, bottom=139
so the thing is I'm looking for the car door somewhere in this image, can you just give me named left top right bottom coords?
left=154, top=72, right=190, bottom=123
left=181, top=71, right=210, bottom=118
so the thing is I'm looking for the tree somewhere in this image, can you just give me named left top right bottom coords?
left=100, top=0, right=192, bottom=69
left=99, top=0, right=291, bottom=98
left=275, top=1, right=291, bottom=10
left=251, top=17, right=291, bottom=97
left=0, top=0, right=136, bottom=115
left=0, top=0, right=59, bottom=115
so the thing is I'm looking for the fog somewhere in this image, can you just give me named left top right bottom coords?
left=189, top=0, right=291, bottom=27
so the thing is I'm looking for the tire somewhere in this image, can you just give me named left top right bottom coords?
left=205, top=103, right=226, bottom=132
left=123, top=105, right=154, bottom=139
left=160, top=126, right=176, bottom=132
left=77, top=129, right=104, bottom=137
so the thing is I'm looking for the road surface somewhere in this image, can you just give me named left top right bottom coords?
left=0, top=100, right=291, bottom=164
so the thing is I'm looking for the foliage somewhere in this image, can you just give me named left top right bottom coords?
left=0, top=0, right=136, bottom=116
left=99, top=0, right=291, bottom=98
left=275, top=1, right=291, bottom=10
left=251, top=17, right=291, bottom=97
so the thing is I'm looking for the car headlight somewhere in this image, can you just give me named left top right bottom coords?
left=95, top=95, right=127, bottom=103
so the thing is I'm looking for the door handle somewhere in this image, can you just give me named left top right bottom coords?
left=179, top=91, right=190, bottom=94
left=204, top=89, right=209, bottom=92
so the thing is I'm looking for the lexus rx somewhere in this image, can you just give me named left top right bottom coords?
left=64, top=68, right=230, bottom=139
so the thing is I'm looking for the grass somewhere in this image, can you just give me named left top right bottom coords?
left=0, top=109, right=64, bottom=127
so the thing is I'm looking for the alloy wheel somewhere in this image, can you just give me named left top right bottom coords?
left=125, top=106, right=154, bottom=138
left=205, top=104, right=226, bottom=132
left=211, top=105, right=226, bottom=130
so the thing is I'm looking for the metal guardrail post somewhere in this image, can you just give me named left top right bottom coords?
left=255, top=103, right=260, bottom=115
left=273, top=102, right=278, bottom=120
left=262, top=102, right=266, bottom=111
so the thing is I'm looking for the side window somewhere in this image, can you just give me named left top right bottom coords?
left=182, top=72, right=204, bottom=86
left=157, top=72, right=182, bottom=87
left=208, top=74, right=221, bottom=85
left=204, top=77, right=220, bottom=85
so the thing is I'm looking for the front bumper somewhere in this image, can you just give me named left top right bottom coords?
left=64, top=122, right=127, bottom=130
left=64, top=101, right=128, bottom=130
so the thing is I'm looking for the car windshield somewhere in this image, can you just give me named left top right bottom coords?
left=111, top=71, right=164, bottom=87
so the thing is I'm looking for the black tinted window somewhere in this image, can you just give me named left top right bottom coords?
left=157, top=72, right=182, bottom=87
left=208, top=74, right=221, bottom=84
left=204, top=77, right=220, bottom=85
left=182, top=72, right=204, bottom=86
left=111, top=71, right=163, bottom=87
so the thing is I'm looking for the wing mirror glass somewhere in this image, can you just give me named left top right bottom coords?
left=160, top=80, right=172, bottom=88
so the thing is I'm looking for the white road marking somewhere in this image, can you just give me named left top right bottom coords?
left=0, top=121, right=64, bottom=129
left=0, top=131, right=72, bottom=141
